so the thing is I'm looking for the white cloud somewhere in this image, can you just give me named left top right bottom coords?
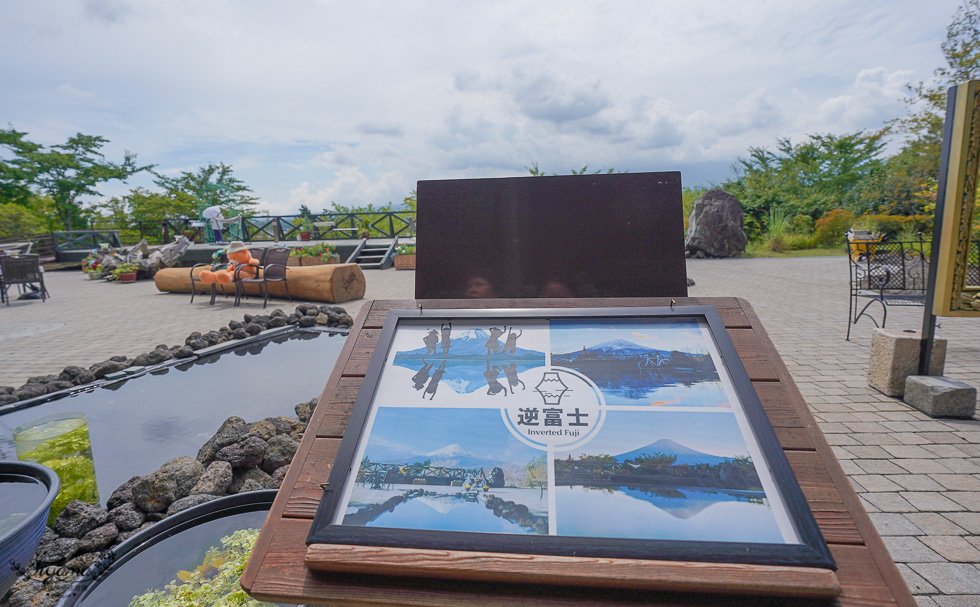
left=0, top=0, right=963, bottom=209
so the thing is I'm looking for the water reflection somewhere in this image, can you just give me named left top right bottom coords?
left=0, top=331, right=346, bottom=505
left=555, top=485, right=782, bottom=543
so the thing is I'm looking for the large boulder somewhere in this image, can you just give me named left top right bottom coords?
left=684, top=189, right=747, bottom=258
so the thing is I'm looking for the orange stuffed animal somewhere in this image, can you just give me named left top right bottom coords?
left=199, top=241, right=259, bottom=285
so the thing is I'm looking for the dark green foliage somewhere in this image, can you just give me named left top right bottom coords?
left=724, top=131, right=886, bottom=227
left=3, top=130, right=151, bottom=229
left=153, top=163, right=258, bottom=216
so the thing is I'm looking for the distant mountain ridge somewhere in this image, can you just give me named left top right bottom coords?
left=614, top=438, right=729, bottom=466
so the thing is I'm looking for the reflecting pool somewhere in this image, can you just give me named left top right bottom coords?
left=0, top=329, right=347, bottom=505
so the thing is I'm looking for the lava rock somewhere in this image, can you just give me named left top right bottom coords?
left=174, top=345, right=195, bottom=359
left=0, top=394, right=20, bottom=405
left=684, top=189, right=747, bottom=258
left=244, top=322, right=263, bottom=335
left=106, top=475, right=142, bottom=510
left=166, top=493, right=220, bottom=516
left=228, top=320, right=244, bottom=330
left=295, top=398, right=317, bottom=424
left=132, top=456, right=204, bottom=513
left=34, top=536, right=79, bottom=564
left=231, top=328, right=248, bottom=340
left=262, top=434, right=299, bottom=473
left=197, top=416, right=249, bottom=465
left=13, top=383, right=48, bottom=400
left=77, top=522, right=119, bottom=553
left=52, top=501, right=109, bottom=538
left=187, top=338, right=209, bottom=350
left=229, top=467, right=273, bottom=493
left=215, top=436, right=268, bottom=469
left=44, top=380, right=74, bottom=394
left=190, top=460, right=233, bottom=495
left=238, top=479, right=266, bottom=493
left=270, top=465, right=289, bottom=488
left=297, top=315, right=317, bottom=328
left=88, top=360, right=129, bottom=379
left=267, top=316, right=287, bottom=328
left=184, top=331, right=203, bottom=345
left=108, top=502, right=146, bottom=531
left=65, top=550, right=104, bottom=573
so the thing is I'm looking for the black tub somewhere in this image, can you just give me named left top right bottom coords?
left=57, top=490, right=281, bottom=606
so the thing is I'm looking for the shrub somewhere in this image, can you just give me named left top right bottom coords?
left=814, top=209, right=856, bottom=246
left=791, top=214, right=814, bottom=234
left=0, top=203, right=45, bottom=240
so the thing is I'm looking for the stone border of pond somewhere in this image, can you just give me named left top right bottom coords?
left=0, top=304, right=354, bottom=414
left=0, top=304, right=353, bottom=607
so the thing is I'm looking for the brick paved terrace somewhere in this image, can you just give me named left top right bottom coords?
left=1, top=257, right=979, bottom=605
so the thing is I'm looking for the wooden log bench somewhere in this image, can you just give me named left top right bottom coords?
left=153, top=263, right=366, bottom=304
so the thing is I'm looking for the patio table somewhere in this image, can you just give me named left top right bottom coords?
left=242, top=297, right=915, bottom=606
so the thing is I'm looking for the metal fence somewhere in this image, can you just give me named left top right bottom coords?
left=87, top=212, right=416, bottom=245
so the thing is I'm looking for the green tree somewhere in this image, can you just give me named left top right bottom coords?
left=153, top=163, right=259, bottom=217
left=724, top=131, right=885, bottom=227
left=893, top=0, right=980, bottom=167
left=0, top=127, right=41, bottom=206
left=0, top=203, right=45, bottom=239
left=26, top=133, right=151, bottom=229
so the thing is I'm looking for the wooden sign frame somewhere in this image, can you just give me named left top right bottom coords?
left=932, top=80, right=980, bottom=316
left=306, top=307, right=838, bottom=598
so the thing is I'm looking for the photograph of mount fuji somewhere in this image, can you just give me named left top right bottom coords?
left=549, top=317, right=730, bottom=407
left=553, top=410, right=788, bottom=544
left=340, top=407, right=549, bottom=535
left=389, top=323, right=547, bottom=399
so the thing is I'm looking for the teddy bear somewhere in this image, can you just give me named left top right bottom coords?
left=199, top=240, right=259, bottom=285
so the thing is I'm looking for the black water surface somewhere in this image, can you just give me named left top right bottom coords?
left=0, top=331, right=346, bottom=504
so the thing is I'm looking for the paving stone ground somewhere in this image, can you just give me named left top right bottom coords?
left=2, top=257, right=978, bottom=605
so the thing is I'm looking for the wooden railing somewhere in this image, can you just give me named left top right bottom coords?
left=87, top=212, right=416, bottom=245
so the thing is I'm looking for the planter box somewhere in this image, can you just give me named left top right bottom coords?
left=394, top=254, right=416, bottom=270
left=300, top=255, right=340, bottom=266
left=287, top=257, right=301, bottom=267
left=117, top=271, right=137, bottom=283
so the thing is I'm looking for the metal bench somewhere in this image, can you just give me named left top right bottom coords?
left=846, top=237, right=928, bottom=340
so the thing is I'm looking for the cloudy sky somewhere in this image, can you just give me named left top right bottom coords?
left=0, top=0, right=962, bottom=215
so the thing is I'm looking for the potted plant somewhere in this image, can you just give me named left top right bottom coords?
left=394, top=243, right=416, bottom=270
left=112, top=262, right=140, bottom=283
left=298, top=217, right=314, bottom=241
left=81, top=254, right=103, bottom=280
left=291, top=242, right=339, bottom=266
left=358, top=218, right=371, bottom=239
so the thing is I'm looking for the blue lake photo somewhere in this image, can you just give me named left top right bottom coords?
left=549, top=318, right=728, bottom=407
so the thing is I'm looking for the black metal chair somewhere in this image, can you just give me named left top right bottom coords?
left=234, top=247, right=289, bottom=308
left=0, top=254, right=48, bottom=305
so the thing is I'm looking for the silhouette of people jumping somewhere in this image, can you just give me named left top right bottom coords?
left=423, top=328, right=439, bottom=355
left=411, top=361, right=434, bottom=391
left=502, top=362, right=525, bottom=394
left=485, top=326, right=506, bottom=355
left=484, top=360, right=507, bottom=396
left=440, top=322, right=452, bottom=358
left=502, top=327, right=522, bottom=354
left=424, top=360, right=447, bottom=400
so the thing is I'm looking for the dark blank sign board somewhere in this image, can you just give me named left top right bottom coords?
left=416, top=172, right=688, bottom=299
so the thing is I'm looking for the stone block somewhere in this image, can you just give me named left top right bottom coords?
left=867, top=329, right=945, bottom=397
left=903, top=375, right=977, bottom=419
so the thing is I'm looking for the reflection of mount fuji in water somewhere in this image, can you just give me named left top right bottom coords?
left=393, top=329, right=546, bottom=394
left=615, top=438, right=728, bottom=467
left=404, top=443, right=502, bottom=469
left=552, top=339, right=719, bottom=401
left=618, top=486, right=757, bottom=519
